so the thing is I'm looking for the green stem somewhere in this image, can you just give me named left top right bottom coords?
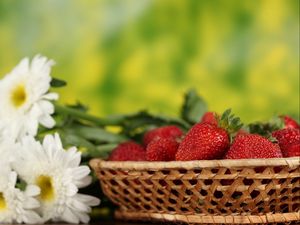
left=54, top=103, right=123, bottom=126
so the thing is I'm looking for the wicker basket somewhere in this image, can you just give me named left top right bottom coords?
left=90, top=157, right=300, bottom=224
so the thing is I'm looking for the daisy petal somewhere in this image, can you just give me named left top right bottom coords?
left=61, top=208, right=79, bottom=224
left=25, top=184, right=41, bottom=196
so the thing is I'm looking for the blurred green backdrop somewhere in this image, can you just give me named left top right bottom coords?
left=0, top=0, right=299, bottom=122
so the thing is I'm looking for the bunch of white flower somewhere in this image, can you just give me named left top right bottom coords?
left=0, top=55, right=100, bottom=224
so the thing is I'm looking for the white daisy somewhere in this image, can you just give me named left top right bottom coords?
left=0, top=137, right=16, bottom=167
left=13, top=133, right=100, bottom=223
left=0, top=55, right=58, bottom=141
left=0, top=159, right=41, bottom=224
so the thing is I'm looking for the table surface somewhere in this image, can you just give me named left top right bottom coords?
left=13, top=223, right=300, bottom=225
left=17, top=222, right=168, bottom=225
left=92, top=221, right=161, bottom=225
left=10, top=221, right=300, bottom=225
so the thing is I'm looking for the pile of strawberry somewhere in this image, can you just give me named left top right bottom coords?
left=108, top=110, right=300, bottom=161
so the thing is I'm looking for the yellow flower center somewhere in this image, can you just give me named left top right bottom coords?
left=0, top=192, right=6, bottom=211
left=11, top=84, right=27, bottom=108
left=36, top=175, right=55, bottom=202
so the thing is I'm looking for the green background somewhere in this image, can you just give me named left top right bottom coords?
left=0, top=0, right=299, bottom=123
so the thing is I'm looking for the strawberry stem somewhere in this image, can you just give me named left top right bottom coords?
left=218, top=108, right=243, bottom=142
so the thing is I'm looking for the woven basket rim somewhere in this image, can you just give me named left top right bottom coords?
left=90, top=157, right=300, bottom=170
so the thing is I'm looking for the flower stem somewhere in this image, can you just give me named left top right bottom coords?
left=54, top=103, right=123, bottom=126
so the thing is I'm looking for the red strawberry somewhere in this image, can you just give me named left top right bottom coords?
left=176, top=109, right=243, bottom=161
left=176, top=123, right=230, bottom=160
left=143, top=125, right=183, bottom=146
left=225, top=134, right=283, bottom=159
left=201, top=111, right=218, bottom=125
left=146, top=138, right=179, bottom=161
left=108, top=141, right=146, bottom=161
left=176, top=109, right=242, bottom=161
left=285, top=143, right=300, bottom=157
left=272, top=128, right=300, bottom=157
left=281, top=115, right=300, bottom=130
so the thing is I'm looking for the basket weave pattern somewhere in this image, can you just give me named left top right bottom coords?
left=90, top=158, right=300, bottom=224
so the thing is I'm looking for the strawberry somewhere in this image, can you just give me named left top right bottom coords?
left=200, top=111, right=218, bottom=125
left=281, top=115, right=300, bottom=130
left=285, top=143, right=300, bottom=157
left=143, top=125, right=183, bottom=146
left=225, top=134, right=283, bottom=159
left=108, top=141, right=146, bottom=161
left=272, top=128, right=300, bottom=157
left=176, top=123, right=229, bottom=160
left=146, top=138, right=179, bottom=161
left=176, top=109, right=242, bottom=160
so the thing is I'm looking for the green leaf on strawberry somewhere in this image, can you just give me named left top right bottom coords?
left=247, top=116, right=284, bottom=137
left=218, top=108, right=243, bottom=142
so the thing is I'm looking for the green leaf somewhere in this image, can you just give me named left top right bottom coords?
left=67, top=102, right=89, bottom=112
left=120, top=110, right=190, bottom=137
left=221, top=108, right=231, bottom=121
left=59, top=132, right=96, bottom=156
left=247, top=116, right=284, bottom=137
left=16, top=180, right=27, bottom=191
left=181, top=89, right=207, bottom=124
left=90, top=144, right=118, bottom=158
left=218, top=109, right=243, bottom=142
left=61, top=130, right=117, bottom=158
left=50, top=78, right=67, bottom=87
left=54, top=103, right=122, bottom=126
left=67, top=125, right=127, bottom=143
